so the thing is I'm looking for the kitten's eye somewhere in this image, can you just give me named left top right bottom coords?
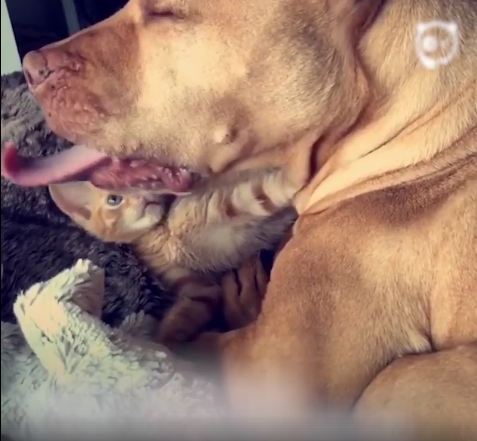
left=106, top=194, right=124, bottom=207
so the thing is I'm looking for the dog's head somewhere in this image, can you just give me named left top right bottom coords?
left=7, top=0, right=388, bottom=192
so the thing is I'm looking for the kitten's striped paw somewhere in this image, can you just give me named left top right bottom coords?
left=221, top=255, right=269, bottom=330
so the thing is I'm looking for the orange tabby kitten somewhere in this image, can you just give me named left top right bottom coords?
left=49, top=170, right=297, bottom=342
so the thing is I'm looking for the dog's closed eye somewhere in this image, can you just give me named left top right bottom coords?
left=144, top=0, right=185, bottom=22
left=148, top=8, right=176, bottom=19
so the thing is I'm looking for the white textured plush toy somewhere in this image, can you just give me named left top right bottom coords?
left=1, top=260, right=218, bottom=441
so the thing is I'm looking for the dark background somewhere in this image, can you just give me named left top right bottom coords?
left=6, top=0, right=128, bottom=58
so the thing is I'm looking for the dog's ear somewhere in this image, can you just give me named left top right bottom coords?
left=330, top=0, right=385, bottom=39
left=48, top=182, right=95, bottom=225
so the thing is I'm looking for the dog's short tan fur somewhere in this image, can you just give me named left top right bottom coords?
left=355, top=344, right=477, bottom=440
left=25, top=0, right=477, bottom=436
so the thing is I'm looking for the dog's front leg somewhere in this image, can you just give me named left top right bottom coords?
left=192, top=254, right=322, bottom=416
left=195, top=216, right=433, bottom=416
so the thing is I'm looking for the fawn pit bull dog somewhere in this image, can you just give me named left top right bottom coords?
left=2, top=0, right=476, bottom=438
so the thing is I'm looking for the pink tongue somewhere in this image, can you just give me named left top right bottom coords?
left=1, top=142, right=194, bottom=192
left=1, top=142, right=109, bottom=186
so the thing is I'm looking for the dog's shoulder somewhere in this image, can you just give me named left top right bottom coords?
left=362, top=153, right=476, bottom=230
left=286, top=154, right=476, bottom=291
left=299, top=153, right=476, bottom=237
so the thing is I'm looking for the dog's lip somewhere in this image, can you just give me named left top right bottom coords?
left=89, top=158, right=196, bottom=193
left=1, top=142, right=197, bottom=193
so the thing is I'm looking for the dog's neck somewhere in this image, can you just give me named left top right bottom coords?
left=294, top=1, right=477, bottom=214
left=295, top=81, right=477, bottom=214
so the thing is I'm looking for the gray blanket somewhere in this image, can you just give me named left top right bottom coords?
left=1, top=72, right=173, bottom=326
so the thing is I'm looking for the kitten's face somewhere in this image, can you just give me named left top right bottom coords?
left=49, top=182, right=169, bottom=243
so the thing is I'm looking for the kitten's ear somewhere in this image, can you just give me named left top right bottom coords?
left=48, top=182, right=95, bottom=224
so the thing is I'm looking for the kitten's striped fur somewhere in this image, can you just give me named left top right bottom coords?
left=49, top=169, right=297, bottom=342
